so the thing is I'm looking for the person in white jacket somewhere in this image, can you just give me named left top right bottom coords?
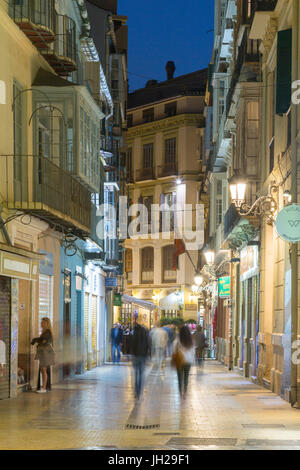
left=150, top=324, right=168, bottom=370
left=172, top=325, right=195, bottom=399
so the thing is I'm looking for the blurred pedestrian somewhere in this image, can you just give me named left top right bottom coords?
left=131, top=322, right=149, bottom=400
left=172, top=325, right=194, bottom=400
left=110, top=324, right=123, bottom=364
left=31, top=317, right=55, bottom=394
left=193, top=325, right=206, bottom=367
left=150, top=323, right=168, bottom=370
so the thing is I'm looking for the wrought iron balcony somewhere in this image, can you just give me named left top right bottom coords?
left=158, top=162, right=178, bottom=178
left=42, top=14, right=77, bottom=76
left=9, top=0, right=56, bottom=47
left=1, top=155, right=91, bottom=235
left=250, top=0, right=278, bottom=20
left=135, top=167, right=155, bottom=182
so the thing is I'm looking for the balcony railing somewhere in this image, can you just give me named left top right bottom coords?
left=224, top=203, right=241, bottom=240
left=141, top=271, right=154, bottom=284
left=42, top=14, right=77, bottom=76
left=135, top=167, right=155, bottom=182
left=9, top=0, right=56, bottom=46
left=158, top=162, right=178, bottom=178
left=249, top=0, right=278, bottom=23
left=1, top=155, right=91, bottom=234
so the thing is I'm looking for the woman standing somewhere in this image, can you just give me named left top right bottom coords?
left=172, top=325, right=194, bottom=399
left=31, top=317, right=55, bottom=394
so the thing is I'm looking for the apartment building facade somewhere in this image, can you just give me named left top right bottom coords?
left=123, top=66, right=207, bottom=328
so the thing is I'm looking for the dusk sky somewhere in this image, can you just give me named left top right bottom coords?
left=117, top=0, right=215, bottom=92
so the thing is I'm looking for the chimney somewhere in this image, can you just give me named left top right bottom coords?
left=166, top=61, right=176, bottom=80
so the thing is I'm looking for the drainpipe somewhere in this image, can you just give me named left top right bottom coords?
left=290, top=0, right=299, bottom=408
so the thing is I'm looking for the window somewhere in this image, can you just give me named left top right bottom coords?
left=165, top=102, right=177, bottom=117
left=216, top=180, right=223, bottom=227
left=127, top=114, right=133, bottom=127
left=143, top=143, right=153, bottom=168
left=39, top=275, right=53, bottom=324
left=141, top=247, right=154, bottom=283
left=127, top=147, right=133, bottom=178
left=143, top=108, right=154, bottom=123
left=160, top=192, right=176, bottom=231
left=125, top=249, right=133, bottom=272
left=142, top=195, right=153, bottom=227
left=162, top=245, right=176, bottom=282
left=165, top=138, right=176, bottom=164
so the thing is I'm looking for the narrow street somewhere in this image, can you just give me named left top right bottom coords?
left=1, top=361, right=300, bottom=451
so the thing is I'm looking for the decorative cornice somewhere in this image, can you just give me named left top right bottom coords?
left=262, top=17, right=278, bottom=58
left=128, top=114, right=205, bottom=138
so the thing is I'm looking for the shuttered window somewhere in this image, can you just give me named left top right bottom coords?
left=165, top=138, right=176, bottom=164
left=39, top=275, right=53, bottom=325
left=143, top=143, right=153, bottom=168
left=125, top=249, right=133, bottom=273
left=141, top=247, right=154, bottom=283
left=163, top=245, right=176, bottom=282
left=84, top=293, right=89, bottom=370
left=276, top=29, right=292, bottom=115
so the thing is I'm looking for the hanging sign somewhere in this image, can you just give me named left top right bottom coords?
left=219, top=276, right=231, bottom=298
left=275, top=204, right=300, bottom=243
left=113, top=294, right=122, bottom=307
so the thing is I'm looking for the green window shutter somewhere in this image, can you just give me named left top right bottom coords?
left=276, top=29, right=292, bottom=115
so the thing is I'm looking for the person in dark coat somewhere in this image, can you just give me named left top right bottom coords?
left=31, top=317, right=55, bottom=394
left=193, top=325, right=206, bottom=366
left=131, top=322, right=149, bottom=400
left=110, top=324, right=123, bottom=364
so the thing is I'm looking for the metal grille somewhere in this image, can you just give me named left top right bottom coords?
left=91, top=295, right=97, bottom=368
left=84, top=293, right=89, bottom=370
left=0, top=277, right=11, bottom=400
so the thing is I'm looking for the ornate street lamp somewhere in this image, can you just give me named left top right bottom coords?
left=229, top=176, right=278, bottom=220
left=194, top=273, right=203, bottom=286
left=204, top=250, right=215, bottom=266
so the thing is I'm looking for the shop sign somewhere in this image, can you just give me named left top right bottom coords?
left=39, top=250, right=54, bottom=276
left=105, top=277, right=117, bottom=288
left=113, top=293, right=122, bottom=307
left=275, top=204, right=300, bottom=243
left=219, top=276, right=230, bottom=298
left=240, top=245, right=258, bottom=280
left=0, top=253, right=38, bottom=281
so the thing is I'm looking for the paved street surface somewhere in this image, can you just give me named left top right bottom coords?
left=1, top=360, right=300, bottom=450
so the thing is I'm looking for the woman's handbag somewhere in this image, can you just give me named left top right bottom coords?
left=35, top=343, right=56, bottom=366
left=171, top=344, right=185, bottom=370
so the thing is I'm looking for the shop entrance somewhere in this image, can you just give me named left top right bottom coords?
left=0, top=276, right=11, bottom=399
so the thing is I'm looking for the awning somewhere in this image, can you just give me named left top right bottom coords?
left=159, top=292, right=181, bottom=311
left=122, top=294, right=157, bottom=311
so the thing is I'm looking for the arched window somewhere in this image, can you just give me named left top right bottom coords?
left=162, top=245, right=176, bottom=283
left=141, top=247, right=154, bottom=284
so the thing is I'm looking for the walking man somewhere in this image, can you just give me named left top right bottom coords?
left=131, top=322, right=149, bottom=400
left=110, top=323, right=123, bottom=364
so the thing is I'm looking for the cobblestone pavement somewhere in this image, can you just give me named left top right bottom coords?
left=1, top=360, right=300, bottom=450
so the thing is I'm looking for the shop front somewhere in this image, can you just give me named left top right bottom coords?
left=238, top=244, right=259, bottom=378
left=0, top=246, right=40, bottom=399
